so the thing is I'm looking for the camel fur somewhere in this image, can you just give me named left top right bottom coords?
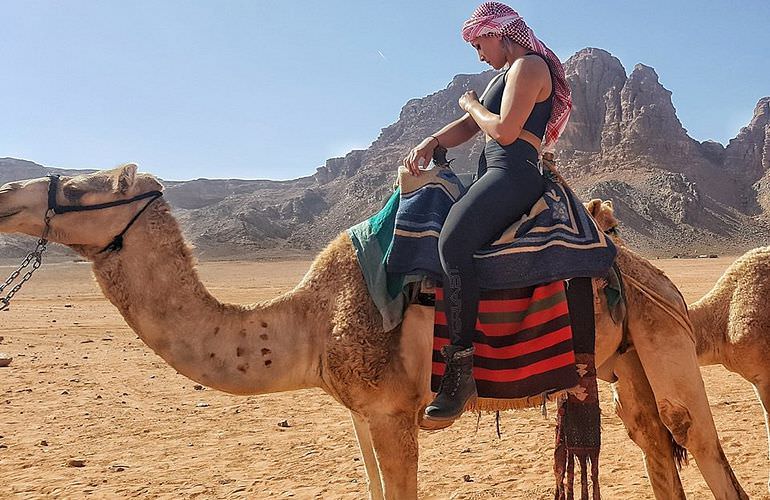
left=0, top=167, right=748, bottom=499
left=586, top=197, right=770, bottom=493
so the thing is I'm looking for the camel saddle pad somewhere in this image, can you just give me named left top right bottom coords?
left=387, top=165, right=617, bottom=289
left=432, top=281, right=579, bottom=410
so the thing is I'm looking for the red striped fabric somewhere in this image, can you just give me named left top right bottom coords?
left=433, top=351, right=576, bottom=383
left=431, top=281, right=579, bottom=401
left=479, top=302, right=570, bottom=336
left=434, top=301, right=570, bottom=336
left=433, top=325, right=573, bottom=359
left=436, top=281, right=565, bottom=312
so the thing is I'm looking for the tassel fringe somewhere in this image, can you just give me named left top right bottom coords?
left=465, top=388, right=575, bottom=413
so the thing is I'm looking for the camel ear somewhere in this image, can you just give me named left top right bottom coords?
left=604, top=199, right=614, bottom=210
left=585, top=199, right=602, bottom=217
left=114, top=163, right=138, bottom=194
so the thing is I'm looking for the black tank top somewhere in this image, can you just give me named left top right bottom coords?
left=476, top=52, right=553, bottom=177
left=479, top=52, right=553, bottom=139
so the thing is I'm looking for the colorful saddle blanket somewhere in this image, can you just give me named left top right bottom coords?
left=387, top=166, right=617, bottom=289
left=432, top=281, right=579, bottom=409
left=348, top=165, right=602, bottom=496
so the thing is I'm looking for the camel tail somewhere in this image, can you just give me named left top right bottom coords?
left=671, top=433, right=689, bottom=470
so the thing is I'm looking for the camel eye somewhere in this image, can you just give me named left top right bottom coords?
left=62, top=177, right=113, bottom=202
left=62, top=185, right=88, bottom=202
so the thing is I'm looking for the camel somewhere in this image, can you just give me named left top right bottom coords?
left=587, top=198, right=770, bottom=493
left=0, top=165, right=748, bottom=499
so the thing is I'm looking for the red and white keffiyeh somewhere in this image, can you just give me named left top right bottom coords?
left=462, top=2, right=572, bottom=150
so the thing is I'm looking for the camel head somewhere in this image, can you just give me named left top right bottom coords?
left=584, top=198, right=622, bottom=241
left=0, top=164, right=164, bottom=253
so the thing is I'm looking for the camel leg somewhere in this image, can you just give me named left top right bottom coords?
left=351, top=411, right=385, bottom=500
left=752, top=379, right=770, bottom=493
left=366, top=411, right=419, bottom=500
left=632, top=328, right=748, bottom=499
left=612, top=349, right=686, bottom=499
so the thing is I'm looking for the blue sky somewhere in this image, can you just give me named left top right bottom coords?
left=1, top=1, right=768, bottom=181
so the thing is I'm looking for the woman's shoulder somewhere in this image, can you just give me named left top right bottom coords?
left=513, top=53, right=549, bottom=71
left=506, top=54, right=550, bottom=80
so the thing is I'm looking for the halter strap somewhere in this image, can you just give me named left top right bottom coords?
left=46, top=174, right=163, bottom=253
left=47, top=174, right=162, bottom=214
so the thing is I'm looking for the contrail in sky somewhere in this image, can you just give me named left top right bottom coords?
left=377, top=50, right=387, bottom=61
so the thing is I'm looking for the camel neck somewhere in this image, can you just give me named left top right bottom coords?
left=688, top=291, right=730, bottom=367
left=87, top=201, right=324, bottom=395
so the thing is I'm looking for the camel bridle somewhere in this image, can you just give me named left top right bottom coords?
left=45, top=174, right=163, bottom=253
left=0, top=174, right=163, bottom=311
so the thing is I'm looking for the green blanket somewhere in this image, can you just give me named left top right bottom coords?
left=347, top=189, right=419, bottom=331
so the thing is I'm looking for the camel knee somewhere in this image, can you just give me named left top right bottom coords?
left=620, top=414, right=666, bottom=450
left=368, top=413, right=419, bottom=467
left=614, top=394, right=669, bottom=449
left=615, top=404, right=650, bottom=446
left=657, top=399, right=692, bottom=447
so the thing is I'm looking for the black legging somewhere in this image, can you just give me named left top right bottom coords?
left=438, top=140, right=546, bottom=348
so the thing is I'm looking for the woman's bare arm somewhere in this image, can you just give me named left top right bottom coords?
left=403, top=114, right=480, bottom=175
left=432, top=113, right=480, bottom=148
left=462, top=56, right=549, bottom=145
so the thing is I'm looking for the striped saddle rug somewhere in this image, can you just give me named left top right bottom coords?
left=432, top=277, right=602, bottom=498
left=431, top=281, right=579, bottom=410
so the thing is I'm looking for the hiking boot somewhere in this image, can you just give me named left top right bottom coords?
left=424, top=345, right=477, bottom=423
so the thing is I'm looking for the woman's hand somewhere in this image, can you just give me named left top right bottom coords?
left=403, top=136, right=438, bottom=176
left=458, top=90, right=479, bottom=112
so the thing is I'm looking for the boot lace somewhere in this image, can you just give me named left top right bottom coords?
left=438, top=352, right=462, bottom=397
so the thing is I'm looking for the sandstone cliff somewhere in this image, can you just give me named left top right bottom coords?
left=2, top=47, right=768, bottom=259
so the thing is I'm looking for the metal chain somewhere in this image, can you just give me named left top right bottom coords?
left=0, top=238, right=47, bottom=311
left=0, top=211, right=52, bottom=311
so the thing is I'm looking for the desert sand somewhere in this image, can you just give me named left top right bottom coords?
left=1, top=256, right=768, bottom=499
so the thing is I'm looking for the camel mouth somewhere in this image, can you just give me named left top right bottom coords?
left=0, top=210, right=21, bottom=220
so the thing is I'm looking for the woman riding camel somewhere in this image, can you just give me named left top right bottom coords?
left=403, top=2, right=573, bottom=424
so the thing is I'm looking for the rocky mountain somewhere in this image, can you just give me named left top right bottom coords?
left=1, top=47, right=768, bottom=260
left=555, top=49, right=770, bottom=254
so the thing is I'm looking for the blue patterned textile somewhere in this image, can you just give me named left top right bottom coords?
left=386, top=166, right=616, bottom=289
